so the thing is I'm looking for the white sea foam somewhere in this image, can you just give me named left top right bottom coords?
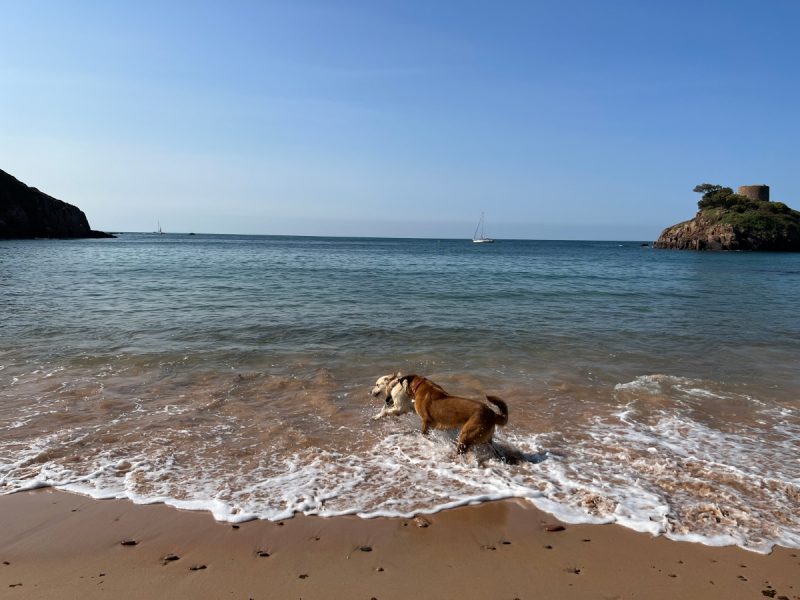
left=1, top=374, right=799, bottom=554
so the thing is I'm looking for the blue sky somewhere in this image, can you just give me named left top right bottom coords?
left=2, top=1, right=798, bottom=239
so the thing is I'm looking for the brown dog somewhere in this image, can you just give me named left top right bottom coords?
left=397, top=374, right=508, bottom=454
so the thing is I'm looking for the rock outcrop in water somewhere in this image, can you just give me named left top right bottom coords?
left=0, top=168, right=114, bottom=239
left=654, top=184, right=800, bottom=251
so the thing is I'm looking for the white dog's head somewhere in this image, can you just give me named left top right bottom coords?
left=370, top=372, right=402, bottom=404
left=370, top=372, right=414, bottom=420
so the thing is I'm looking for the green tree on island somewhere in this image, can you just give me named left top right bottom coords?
left=692, top=183, right=724, bottom=196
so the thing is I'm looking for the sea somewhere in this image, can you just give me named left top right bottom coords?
left=1, top=234, right=799, bottom=554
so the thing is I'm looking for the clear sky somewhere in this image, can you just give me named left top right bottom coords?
left=2, top=1, right=798, bottom=240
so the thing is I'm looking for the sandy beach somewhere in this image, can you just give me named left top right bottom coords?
left=1, top=489, right=797, bottom=599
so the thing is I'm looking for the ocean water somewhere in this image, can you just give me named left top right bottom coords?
left=1, top=234, right=799, bottom=553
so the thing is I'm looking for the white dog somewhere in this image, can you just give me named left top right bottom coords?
left=370, top=372, right=415, bottom=420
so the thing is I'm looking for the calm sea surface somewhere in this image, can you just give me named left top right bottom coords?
left=1, top=234, right=799, bottom=552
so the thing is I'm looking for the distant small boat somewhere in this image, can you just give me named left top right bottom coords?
left=156, top=221, right=164, bottom=235
left=472, top=212, right=494, bottom=243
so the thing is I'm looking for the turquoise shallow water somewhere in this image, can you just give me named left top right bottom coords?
left=1, top=234, right=799, bottom=551
left=4, top=234, right=799, bottom=385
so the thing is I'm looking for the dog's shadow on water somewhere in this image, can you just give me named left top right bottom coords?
left=430, top=430, right=550, bottom=467
left=370, top=415, right=548, bottom=467
left=482, top=441, right=549, bottom=466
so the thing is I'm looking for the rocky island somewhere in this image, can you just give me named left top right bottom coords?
left=654, top=184, right=800, bottom=251
left=0, top=168, right=114, bottom=239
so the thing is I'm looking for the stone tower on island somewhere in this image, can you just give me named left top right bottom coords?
left=738, top=185, right=770, bottom=202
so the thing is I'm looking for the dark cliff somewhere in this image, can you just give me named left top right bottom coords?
left=654, top=185, right=800, bottom=251
left=0, top=168, right=114, bottom=239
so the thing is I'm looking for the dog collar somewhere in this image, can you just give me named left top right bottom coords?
left=410, top=377, right=423, bottom=395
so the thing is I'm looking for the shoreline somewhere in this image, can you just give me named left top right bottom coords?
left=2, top=489, right=798, bottom=599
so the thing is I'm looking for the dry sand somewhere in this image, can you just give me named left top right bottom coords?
left=1, top=489, right=798, bottom=599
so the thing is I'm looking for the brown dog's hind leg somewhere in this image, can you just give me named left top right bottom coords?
left=456, top=414, right=493, bottom=455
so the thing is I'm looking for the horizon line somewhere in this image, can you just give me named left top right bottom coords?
left=101, top=231, right=654, bottom=243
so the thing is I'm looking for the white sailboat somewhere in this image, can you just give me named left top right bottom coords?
left=472, top=212, right=494, bottom=243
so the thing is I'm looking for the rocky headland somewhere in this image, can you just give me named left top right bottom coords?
left=0, top=168, right=114, bottom=239
left=654, top=184, right=800, bottom=251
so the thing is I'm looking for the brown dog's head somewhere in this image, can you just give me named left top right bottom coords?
left=396, top=374, right=421, bottom=397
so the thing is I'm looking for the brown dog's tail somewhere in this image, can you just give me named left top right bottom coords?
left=486, top=396, right=509, bottom=427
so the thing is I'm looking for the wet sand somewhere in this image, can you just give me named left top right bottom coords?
left=1, top=489, right=798, bottom=599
